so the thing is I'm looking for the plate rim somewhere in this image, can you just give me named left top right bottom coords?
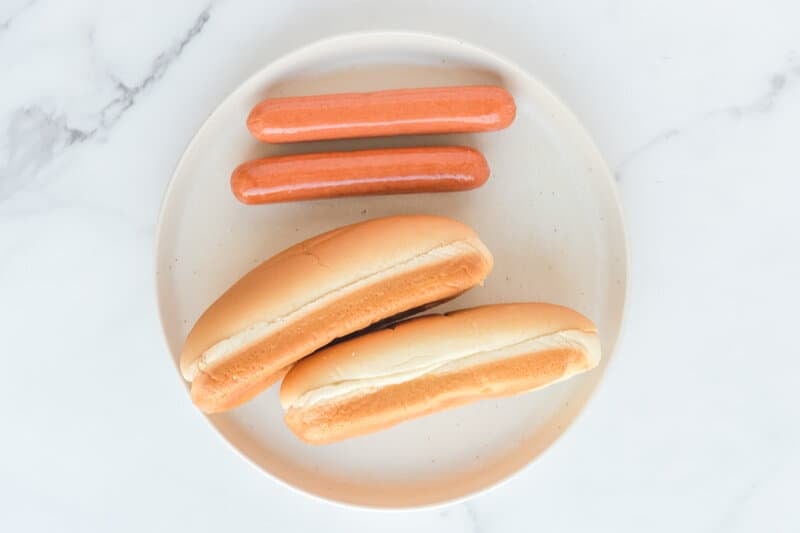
left=153, top=29, right=630, bottom=510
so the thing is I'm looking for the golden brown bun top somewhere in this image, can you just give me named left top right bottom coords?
left=179, top=215, right=493, bottom=379
left=280, top=303, right=597, bottom=408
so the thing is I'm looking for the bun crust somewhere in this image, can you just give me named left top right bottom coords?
left=180, top=215, right=493, bottom=413
left=281, top=303, right=600, bottom=444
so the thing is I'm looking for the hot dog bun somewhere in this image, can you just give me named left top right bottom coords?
left=231, top=146, right=490, bottom=205
left=280, top=303, right=600, bottom=444
left=180, top=215, right=493, bottom=413
left=247, top=85, right=516, bottom=143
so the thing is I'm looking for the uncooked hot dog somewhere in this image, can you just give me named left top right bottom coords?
left=230, top=146, right=490, bottom=205
left=247, top=86, right=516, bottom=143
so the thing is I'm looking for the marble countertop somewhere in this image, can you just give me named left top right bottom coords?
left=2, top=1, right=798, bottom=531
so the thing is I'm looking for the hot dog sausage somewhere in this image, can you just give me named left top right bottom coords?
left=247, top=86, right=516, bottom=143
left=230, top=146, right=490, bottom=205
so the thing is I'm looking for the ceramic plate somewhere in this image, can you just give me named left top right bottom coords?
left=155, top=31, right=627, bottom=508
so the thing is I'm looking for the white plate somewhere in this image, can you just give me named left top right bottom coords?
left=155, top=31, right=627, bottom=508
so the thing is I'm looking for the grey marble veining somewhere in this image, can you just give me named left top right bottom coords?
left=0, top=0, right=37, bottom=32
left=0, top=7, right=210, bottom=200
left=616, top=55, right=800, bottom=180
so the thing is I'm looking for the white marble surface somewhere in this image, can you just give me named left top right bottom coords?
left=1, top=0, right=798, bottom=530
